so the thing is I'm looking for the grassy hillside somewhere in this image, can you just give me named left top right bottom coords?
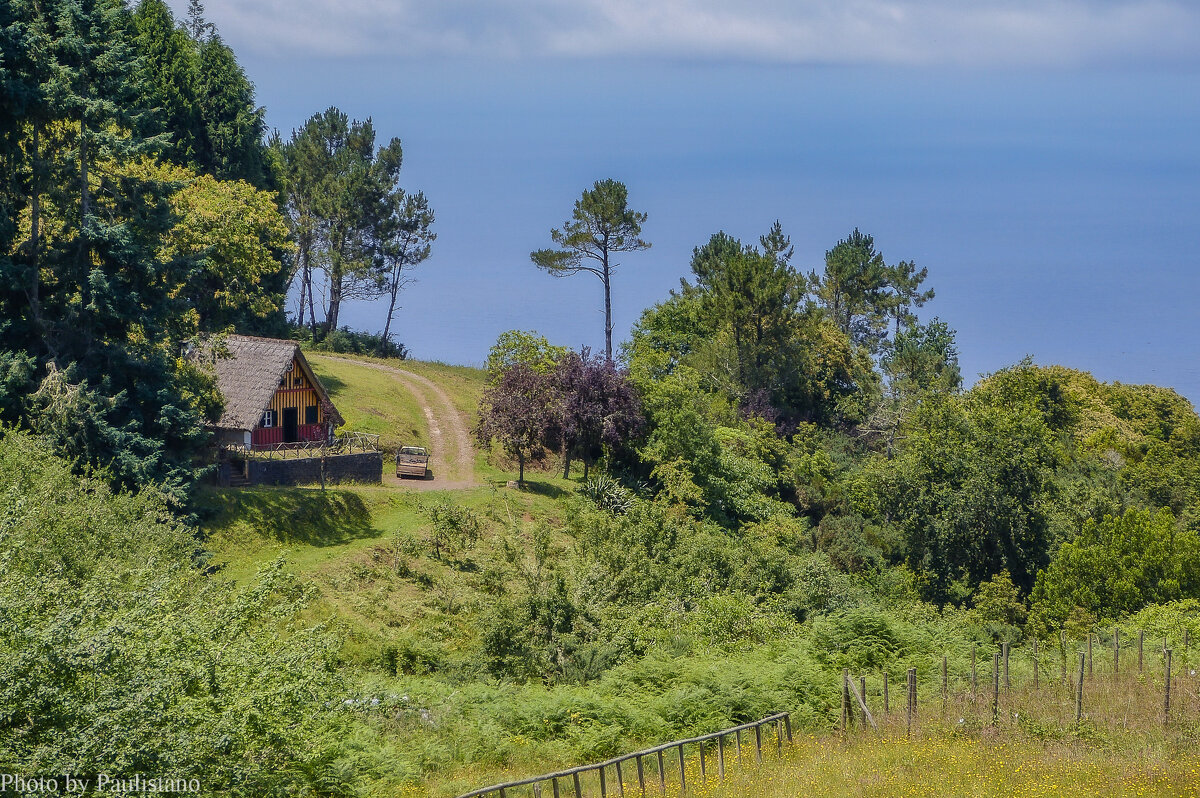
left=304, top=353, right=487, bottom=453
left=697, top=733, right=1199, bottom=798
left=192, top=354, right=1200, bottom=796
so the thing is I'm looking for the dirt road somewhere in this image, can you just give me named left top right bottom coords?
left=322, top=357, right=479, bottom=490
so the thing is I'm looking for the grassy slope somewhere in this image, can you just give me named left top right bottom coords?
left=198, top=352, right=578, bottom=667
left=197, top=354, right=1200, bottom=796
left=694, top=734, right=1199, bottom=798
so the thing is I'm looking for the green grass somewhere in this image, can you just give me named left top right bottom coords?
left=197, top=473, right=579, bottom=664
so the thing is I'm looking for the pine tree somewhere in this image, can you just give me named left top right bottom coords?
left=194, top=36, right=268, bottom=187
left=131, top=0, right=203, bottom=168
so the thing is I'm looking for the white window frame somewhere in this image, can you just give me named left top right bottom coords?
left=261, top=409, right=276, bottom=428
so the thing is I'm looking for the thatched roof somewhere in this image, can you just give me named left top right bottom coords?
left=195, top=335, right=343, bottom=432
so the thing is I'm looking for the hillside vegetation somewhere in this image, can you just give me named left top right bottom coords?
left=4, top=2, right=1200, bottom=794
left=189, top=351, right=1200, bottom=795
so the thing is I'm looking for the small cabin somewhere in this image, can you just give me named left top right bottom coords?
left=198, top=335, right=344, bottom=450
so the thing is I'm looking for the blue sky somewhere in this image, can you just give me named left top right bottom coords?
left=172, top=1, right=1200, bottom=402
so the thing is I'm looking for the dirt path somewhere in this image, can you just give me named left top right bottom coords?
left=323, top=357, right=479, bottom=490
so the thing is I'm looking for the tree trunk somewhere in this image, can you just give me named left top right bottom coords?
left=306, top=267, right=318, bottom=332
left=327, top=268, right=342, bottom=334
left=296, top=242, right=308, bottom=326
left=603, top=258, right=613, bottom=363
left=518, top=452, right=525, bottom=486
left=562, top=444, right=571, bottom=479
left=381, top=266, right=400, bottom=356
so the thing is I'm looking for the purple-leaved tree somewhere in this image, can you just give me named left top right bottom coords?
left=553, top=349, right=644, bottom=479
left=475, top=363, right=560, bottom=487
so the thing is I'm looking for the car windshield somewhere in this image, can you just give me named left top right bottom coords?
left=400, top=447, right=427, bottom=456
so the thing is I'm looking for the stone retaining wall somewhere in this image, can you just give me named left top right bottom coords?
left=246, top=451, right=382, bottom=486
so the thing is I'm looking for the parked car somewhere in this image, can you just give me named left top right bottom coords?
left=396, top=446, right=430, bottom=479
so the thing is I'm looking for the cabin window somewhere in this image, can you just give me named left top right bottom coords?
left=261, top=410, right=275, bottom=428
left=292, top=374, right=304, bottom=388
left=305, top=405, right=318, bottom=424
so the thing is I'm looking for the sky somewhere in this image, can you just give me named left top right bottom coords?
left=170, top=1, right=1200, bottom=402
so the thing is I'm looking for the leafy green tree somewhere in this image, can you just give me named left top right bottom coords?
left=0, top=431, right=355, bottom=792
left=689, top=229, right=803, bottom=400
left=193, top=36, right=270, bottom=187
left=884, top=258, right=935, bottom=335
left=883, top=389, right=1063, bottom=603
left=0, top=0, right=228, bottom=499
left=813, top=228, right=890, bottom=351
left=131, top=0, right=201, bottom=168
left=531, top=178, right=650, bottom=362
left=485, top=329, right=567, bottom=383
left=142, top=159, right=293, bottom=334
left=1029, top=509, right=1200, bottom=632
left=813, top=229, right=931, bottom=353
left=184, top=0, right=215, bottom=41
left=280, top=107, right=401, bottom=336
left=873, top=318, right=961, bottom=455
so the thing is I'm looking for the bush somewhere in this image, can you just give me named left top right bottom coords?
left=289, top=323, right=409, bottom=360
left=0, top=432, right=356, bottom=794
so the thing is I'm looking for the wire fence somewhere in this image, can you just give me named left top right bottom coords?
left=456, top=627, right=1197, bottom=798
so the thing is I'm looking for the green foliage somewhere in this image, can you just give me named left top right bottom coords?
left=881, top=386, right=1064, bottom=603
left=0, top=432, right=354, bottom=793
left=485, top=329, right=567, bottom=383
left=298, top=325, right=410, bottom=360
left=579, top=473, right=637, bottom=514
left=1029, top=509, right=1200, bottom=632
left=420, top=499, right=482, bottom=560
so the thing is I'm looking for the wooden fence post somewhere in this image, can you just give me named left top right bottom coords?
left=573, top=771, right=583, bottom=798
left=1165, top=648, right=1173, bottom=721
left=992, top=652, right=1000, bottom=725
left=884, top=672, right=890, bottom=715
left=735, top=730, right=742, bottom=764
left=698, top=741, right=705, bottom=781
left=1002, top=642, right=1010, bottom=691
left=657, top=750, right=666, bottom=795
left=860, top=676, right=868, bottom=725
left=776, top=719, right=783, bottom=757
left=841, top=669, right=849, bottom=732
left=754, top=724, right=763, bottom=764
left=1075, top=652, right=1085, bottom=725
left=717, top=735, right=725, bottom=780
left=784, top=714, right=793, bottom=743
left=906, top=667, right=916, bottom=735
left=600, top=764, right=607, bottom=798
left=553, top=776, right=561, bottom=798
left=1139, top=630, right=1144, bottom=672
left=636, top=756, right=645, bottom=796
left=535, top=782, right=543, bottom=798
left=616, top=762, right=625, bottom=798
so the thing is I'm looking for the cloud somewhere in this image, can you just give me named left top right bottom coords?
left=173, top=0, right=1200, bottom=66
